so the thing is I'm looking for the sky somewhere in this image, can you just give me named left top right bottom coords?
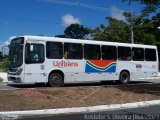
left=0, top=0, right=143, bottom=45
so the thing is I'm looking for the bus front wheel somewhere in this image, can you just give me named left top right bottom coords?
left=48, top=73, right=64, bottom=87
left=119, top=71, right=130, bottom=85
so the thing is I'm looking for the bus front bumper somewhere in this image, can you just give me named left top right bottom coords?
left=7, top=74, right=22, bottom=83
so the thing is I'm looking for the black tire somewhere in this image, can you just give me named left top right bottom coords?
left=119, top=71, right=130, bottom=85
left=48, top=73, right=64, bottom=87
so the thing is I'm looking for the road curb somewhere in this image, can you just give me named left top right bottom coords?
left=0, top=100, right=160, bottom=117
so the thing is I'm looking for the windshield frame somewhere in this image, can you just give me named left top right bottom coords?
left=9, top=37, right=24, bottom=69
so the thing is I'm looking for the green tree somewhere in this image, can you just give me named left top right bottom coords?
left=122, top=0, right=160, bottom=13
left=91, top=24, right=109, bottom=41
left=0, top=57, right=9, bottom=72
left=91, top=11, right=157, bottom=44
left=123, top=11, right=152, bottom=44
left=64, top=24, right=89, bottom=39
left=106, top=17, right=130, bottom=43
left=55, top=24, right=90, bottom=39
left=151, top=13, right=160, bottom=45
left=91, top=18, right=130, bottom=43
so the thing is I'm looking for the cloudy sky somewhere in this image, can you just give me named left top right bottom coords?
left=0, top=0, right=143, bottom=44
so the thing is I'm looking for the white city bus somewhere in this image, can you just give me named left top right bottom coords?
left=7, top=35, right=158, bottom=86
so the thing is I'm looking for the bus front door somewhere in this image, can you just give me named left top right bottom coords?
left=24, top=43, right=46, bottom=83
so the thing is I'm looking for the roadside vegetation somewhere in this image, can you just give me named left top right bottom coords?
left=0, top=57, right=9, bottom=72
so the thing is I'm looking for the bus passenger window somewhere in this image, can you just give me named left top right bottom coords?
left=145, top=48, right=156, bottom=61
left=118, top=46, right=131, bottom=61
left=84, top=44, right=101, bottom=60
left=64, top=43, right=83, bottom=59
left=46, top=42, right=63, bottom=59
left=102, top=45, right=117, bottom=60
left=132, top=48, right=144, bottom=61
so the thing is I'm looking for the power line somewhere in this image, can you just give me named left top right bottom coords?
left=37, top=0, right=121, bottom=13
left=36, top=0, right=142, bottom=16
left=0, top=16, right=97, bottom=28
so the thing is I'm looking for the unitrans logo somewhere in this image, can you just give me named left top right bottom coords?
left=53, top=60, right=78, bottom=67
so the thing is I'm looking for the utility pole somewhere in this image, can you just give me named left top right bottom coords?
left=130, top=0, right=134, bottom=44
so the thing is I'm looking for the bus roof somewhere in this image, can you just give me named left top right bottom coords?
left=16, top=35, right=156, bottom=49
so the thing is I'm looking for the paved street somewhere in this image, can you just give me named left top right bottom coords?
left=19, top=105, right=160, bottom=120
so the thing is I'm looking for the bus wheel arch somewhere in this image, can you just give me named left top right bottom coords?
left=48, top=70, right=64, bottom=87
left=119, top=70, right=130, bottom=85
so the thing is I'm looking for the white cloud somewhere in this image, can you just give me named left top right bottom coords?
left=111, top=6, right=126, bottom=22
left=62, top=14, right=80, bottom=27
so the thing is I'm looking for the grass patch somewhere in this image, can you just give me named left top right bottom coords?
left=52, top=90, right=60, bottom=96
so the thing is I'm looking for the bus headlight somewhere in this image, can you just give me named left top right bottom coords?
left=16, top=68, right=23, bottom=75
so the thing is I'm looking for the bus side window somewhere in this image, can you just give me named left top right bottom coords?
left=118, top=46, right=131, bottom=61
left=132, top=48, right=144, bottom=61
left=64, top=43, right=83, bottom=59
left=145, top=48, right=156, bottom=61
left=84, top=44, right=101, bottom=60
left=46, top=42, right=63, bottom=59
left=102, top=45, right=117, bottom=60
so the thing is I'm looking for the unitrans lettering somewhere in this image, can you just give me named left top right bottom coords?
left=53, top=61, right=78, bottom=67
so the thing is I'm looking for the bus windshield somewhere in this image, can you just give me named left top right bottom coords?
left=9, top=37, right=24, bottom=68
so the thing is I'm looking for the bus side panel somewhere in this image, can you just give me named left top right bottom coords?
left=84, top=60, right=118, bottom=81
left=46, top=59, right=86, bottom=83
left=116, top=61, right=147, bottom=80
left=145, top=61, right=158, bottom=77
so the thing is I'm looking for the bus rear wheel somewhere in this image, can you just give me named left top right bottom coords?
left=48, top=73, right=64, bottom=87
left=119, top=71, right=130, bottom=85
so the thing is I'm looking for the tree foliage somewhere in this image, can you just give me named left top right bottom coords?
left=122, top=0, right=160, bottom=6
left=91, top=18, right=130, bottom=43
left=122, top=0, right=160, bottom=14
left=0, top=57, right=9, bottom=72
left=91, top=10, right=159, bottom=45
left=56, top=24, right=90, bottom=39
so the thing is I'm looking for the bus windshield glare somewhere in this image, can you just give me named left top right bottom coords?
left=9, top=37, right=24, bottom=68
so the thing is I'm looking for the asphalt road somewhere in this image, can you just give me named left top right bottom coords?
left=19, top=105, right=160, bottom=120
